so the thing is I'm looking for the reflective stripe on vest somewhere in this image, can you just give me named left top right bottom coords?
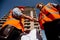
left=45, top=4, right=60, bottom=20
left=40, top=11, right=52, bottom=22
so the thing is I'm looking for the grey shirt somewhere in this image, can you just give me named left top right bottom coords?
left=12, top=7, right=22, bottom=17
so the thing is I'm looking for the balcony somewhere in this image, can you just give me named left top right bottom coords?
left=0, top=19, right=6, bottom=21
left=24, top=26, right=30, bottom=29
left=24, top=23, right=30, bottom=25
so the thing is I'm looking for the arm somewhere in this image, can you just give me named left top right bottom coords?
left=12, top=7, right=38, bottom=21
left=33, top=18, right=38, bottom=22
left=51, top=3, right=60, bottom=12
left=21, top=14, right=38, bottom=21
left=51, top=3, right=58, bottom=7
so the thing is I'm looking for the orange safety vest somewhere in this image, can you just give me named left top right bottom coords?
left=39, top=3, right=60, bottom=29
left=2, top=10, right=25, bottom=32
left=7, top=10, right=13, bottom=20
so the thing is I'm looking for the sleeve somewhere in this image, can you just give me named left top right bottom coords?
left=51, top=3, right=58, bottom=7
left=13, top=7, right=22, bottom=16
left=51, top=3, right=60, bottom=11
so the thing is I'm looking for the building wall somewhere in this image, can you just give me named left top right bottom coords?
left=24, top=6, right=39, bottom=31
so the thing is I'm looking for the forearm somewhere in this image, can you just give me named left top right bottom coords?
left=22, top=14, right=33, bottom=21
left=25, top=16, right=33, bottom=21
left=33, top=18, right=38, bottom=22
left=22, top=14, right=38, bottom=21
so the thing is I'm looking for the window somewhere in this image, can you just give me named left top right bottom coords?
left=34, top=27, right=39, bottom=29
left=24, top=26, right=30, bottom=29
left=24, top=23, right=30, bottom=25
left=34, top=24, right=38, bottom=25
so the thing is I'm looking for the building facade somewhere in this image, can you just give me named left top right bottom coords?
left=23, top=6, right=40, bottom=30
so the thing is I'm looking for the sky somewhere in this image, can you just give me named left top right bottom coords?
left=0, top=0, right=60, bottom=18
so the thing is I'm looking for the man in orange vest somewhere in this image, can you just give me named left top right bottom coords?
left=1, top=6, right=38, bottom=40
left=36, top=2, right=60, bottom=40
left=10, top=6, right=38, bottom=30
left=3, top=6, right=37, bottom=32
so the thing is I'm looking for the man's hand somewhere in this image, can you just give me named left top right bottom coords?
left=29, top=18, right=34, bottom=21
left=22, top=14, right=38, bottom=22
left=32, top=18, right=38, bottom=22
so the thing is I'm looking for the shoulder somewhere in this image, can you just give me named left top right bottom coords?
left=47, top=3, right=58, bottom=7
left=13, top=7, right=20, bottom=11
